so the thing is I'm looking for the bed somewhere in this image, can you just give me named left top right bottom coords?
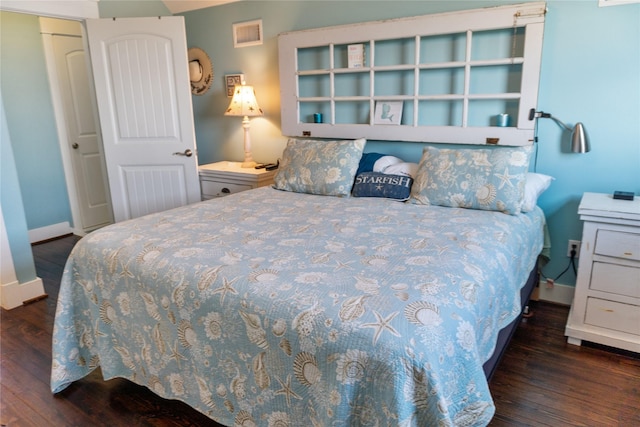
left=52, top=139, right=547, bottom=426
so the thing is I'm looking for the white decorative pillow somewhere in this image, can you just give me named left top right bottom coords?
left=521, top=173, right=554, bottom=212
left=410, top=145, right=533, bottom=215
left=273, top=138, right=366, bottom=196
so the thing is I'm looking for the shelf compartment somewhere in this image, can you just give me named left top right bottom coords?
left=298, top=74, right=330, bottom=98
left=469, top=64, right=523, bottom=95
left=335, top=72, right=370, bottom=97
left=374, top=70, right=415, bottom=97
left=335, top=101, right=370, bottom=125
left=297, top=45, right=330, bottom=71
left=333, top=42, right=370, bottom=69
left=417, top=100, right=464, bottom=127
left=299, top=101, right=331, bottom=124
left=471, top=27, right=525, bottom=61
left=467, top=99, right=520, bottom=127
left=420, top=32, right=467, bottom=64
left=419, top=68, right=465, bottom=96
left=373, top=37, right=416, bottom=67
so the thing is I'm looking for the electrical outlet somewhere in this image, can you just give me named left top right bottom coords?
left=567, top=240, right=580, bottom=258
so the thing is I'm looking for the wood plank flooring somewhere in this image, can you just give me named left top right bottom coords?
left=1, top=234, right=639, bottom=426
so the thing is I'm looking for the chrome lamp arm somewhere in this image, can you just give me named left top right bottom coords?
left=528, top=108, right=590, bottom=153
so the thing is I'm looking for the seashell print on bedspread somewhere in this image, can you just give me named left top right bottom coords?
left=51, top=186, right=544, bottom=427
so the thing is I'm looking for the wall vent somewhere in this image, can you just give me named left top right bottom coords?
left=233, top=19, right=263, bottom=48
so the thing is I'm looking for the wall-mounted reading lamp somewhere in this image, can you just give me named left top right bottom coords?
left=528, top=108, right=590, bottom=153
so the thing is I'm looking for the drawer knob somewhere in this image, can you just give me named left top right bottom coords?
left=221, top=188, right=231, bottom=194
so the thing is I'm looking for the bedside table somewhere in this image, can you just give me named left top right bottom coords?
left=199, top=161, right=276, bottom=200
left=565, top=192, right=640, bottom=353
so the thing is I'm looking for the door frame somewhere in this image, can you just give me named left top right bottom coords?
left=40, top=17, right=113, bottom=236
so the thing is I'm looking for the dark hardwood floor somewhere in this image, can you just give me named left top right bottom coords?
left=2, top=234, right=639, bottom=426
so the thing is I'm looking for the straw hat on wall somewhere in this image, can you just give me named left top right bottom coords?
left=188, top=47, right=213, bottom=95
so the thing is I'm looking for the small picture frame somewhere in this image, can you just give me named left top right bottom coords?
left=374, top=101, right=403, bottom=125
left=225, top=74, right=244, bottom=97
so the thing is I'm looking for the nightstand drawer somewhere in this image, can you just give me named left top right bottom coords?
left=585, top=297, right=640, bottom=336
left=201, top=180, right=252, bottom=198
left=595, top=229, right=640, bottom=261
left=591, top=262, right=640, bottom=299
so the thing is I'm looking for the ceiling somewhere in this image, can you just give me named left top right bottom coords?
left=162, top=0, right=240, bottom=14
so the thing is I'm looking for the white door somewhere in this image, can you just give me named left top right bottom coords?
left=86, top=16, right=200, bottom=222
left=52, top=33, right=113, bottom=231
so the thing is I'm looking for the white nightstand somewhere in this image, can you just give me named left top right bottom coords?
left=198, top=161, right=276, bottom=200
left=565, top=192, right=640, bottom=353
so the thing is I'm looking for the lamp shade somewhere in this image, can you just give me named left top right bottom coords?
left=571, top=122, right=590, bottom=153
left=225, top=84, right=263, bottom=117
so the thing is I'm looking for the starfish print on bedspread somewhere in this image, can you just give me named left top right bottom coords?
left=362, top=310, right=400, bottom=345
left=212, top=276, right=239, bottom=304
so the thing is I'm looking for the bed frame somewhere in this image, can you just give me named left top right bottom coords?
left=483, top=267, right=539, bottom=380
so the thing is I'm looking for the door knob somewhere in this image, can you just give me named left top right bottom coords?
left=72, top=143, right=79, bottom=149
left=173, top=149, right=193, bottom=157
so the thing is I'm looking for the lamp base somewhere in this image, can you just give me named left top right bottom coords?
left=241, top=160, right=257, bottom=168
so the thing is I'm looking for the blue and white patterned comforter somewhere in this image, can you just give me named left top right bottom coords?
left=52, top=186, right=544, bottom=426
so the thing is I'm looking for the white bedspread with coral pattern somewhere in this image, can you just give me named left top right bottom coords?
left=52, top=186, right=544, bottom=426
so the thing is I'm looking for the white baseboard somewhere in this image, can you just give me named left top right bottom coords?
left=28, top=221, right=72, bottom=243
left=0, top=277, right=46, bottom=310
left=534, top=280, right=575, bottom=306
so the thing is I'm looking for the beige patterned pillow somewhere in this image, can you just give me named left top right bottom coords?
left=274, top=138, right=366, bottom=196
left=410, top=145, right=533, bottom=215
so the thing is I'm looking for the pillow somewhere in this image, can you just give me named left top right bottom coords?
left=359, top=153, right=419, bottom=178
left=379, top=162, right=419, bottom=178
left=356, top=152, right=386, bottom=175
left=273, top=138, right=366, bottom=196
left=521, top=173, right=554, bottom=212
left=372, top=155, right=403, bottom=173
left=410, top=145, right=533, bottom=215
left=352, top=172, right=413, bottom=201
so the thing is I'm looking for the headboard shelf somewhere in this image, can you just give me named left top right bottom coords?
left=278, top=2, right=547, bottom=146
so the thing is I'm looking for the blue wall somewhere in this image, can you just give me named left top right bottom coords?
left=0, top=11, right=72, bottom=231
left=1, top=94, right=37, bottom=284
left=97, top=0, right=169, bottom=17
left=182, top=0, right=640, bottom=286
left=534, top=1, right=639, bottom=283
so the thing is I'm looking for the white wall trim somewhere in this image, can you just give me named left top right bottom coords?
left=0, top=1, right=98, bottom=20
left=1, top=277, right=45, bottom=310
left=1, top=209, right=46, bottom=310
left=1, top=207, right=19, bottom=286
left=28, top=221, right=73, bottom=243
left=535, top=280, right=575, bottom=306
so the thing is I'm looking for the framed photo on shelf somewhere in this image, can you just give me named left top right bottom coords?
left=374, top=101, right=403, bottom=125
left=225, top=74, right=244, bottom=97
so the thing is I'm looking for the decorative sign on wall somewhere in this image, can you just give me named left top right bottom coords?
left=225, top=74, right=245, bottom=97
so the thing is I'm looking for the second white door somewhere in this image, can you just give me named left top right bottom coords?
left=52, top=31, right=113, bottom=231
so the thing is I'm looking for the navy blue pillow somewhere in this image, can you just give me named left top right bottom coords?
left=352, top=172, right=413, bottom=201
left=356, top=152, right=386, bottom=175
